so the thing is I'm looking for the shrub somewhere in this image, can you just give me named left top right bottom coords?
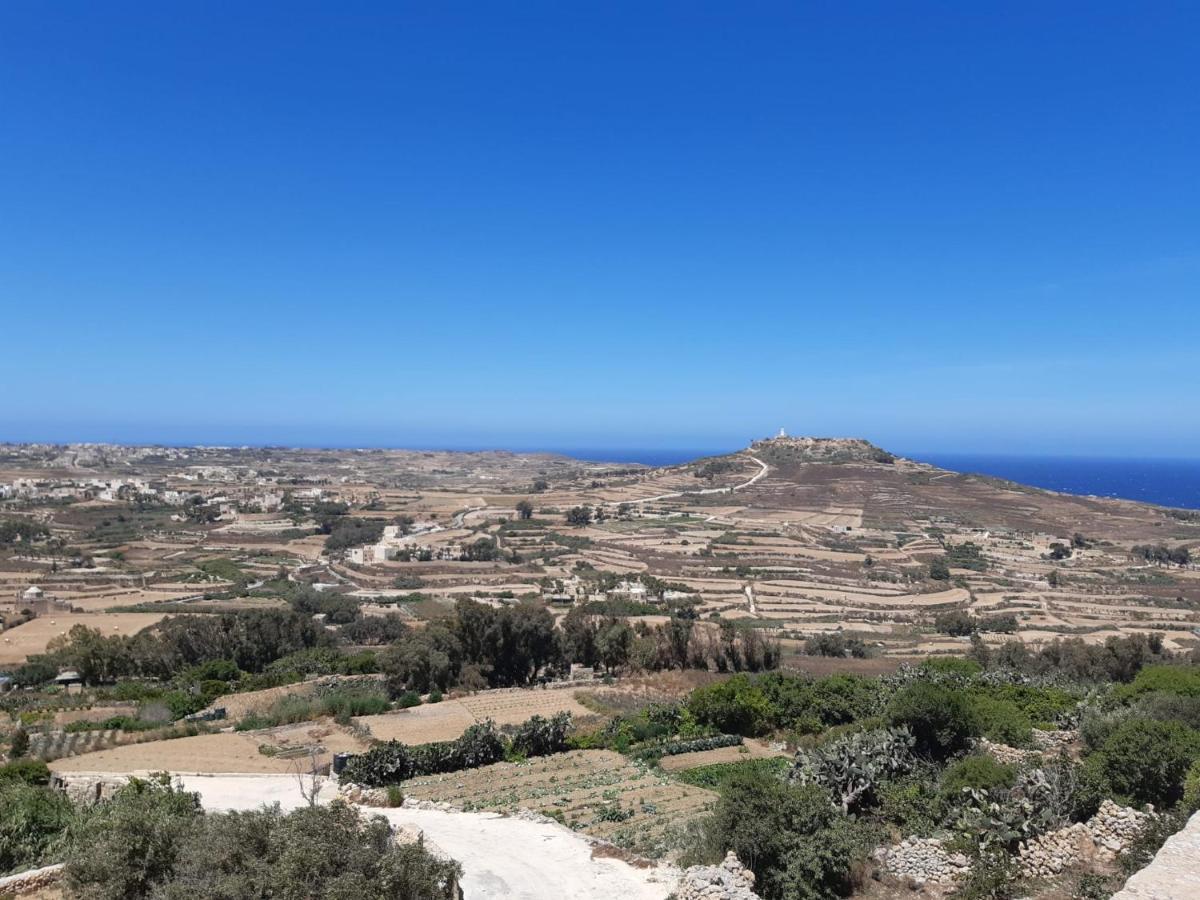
left=1122, top=665, right=1200, bottom=699
left=63, top=776, right=202, bottom=897
left=940, top=755, right=1015, bottom=799
left=886, top=683, right=980, bottom=761
left=876, top=773, right=944, bottom=837
left=67, top=790, right=460, bottom=898
left=694, top=769, right=873, bottom=900
left=1093, top=718, right=1200, bottom=807
left=687, top=675, right=774, bottom=736
left=9, top=726, right=30, bottom=758
left=675, top=757, right=790, bottom=790
left=341, top=717, right=537, bottom=786
left=921, top=657, right=981, bottom=678
left=508, top=712, right=572, bottom=758
left=972, top=696, right=1033, bottom=747
left=0, top=758, right=51, bottom=786
left=0, top=781, right=75, bottom=874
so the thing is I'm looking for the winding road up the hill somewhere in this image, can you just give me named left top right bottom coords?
left=629, top=454, right=768, bottom=505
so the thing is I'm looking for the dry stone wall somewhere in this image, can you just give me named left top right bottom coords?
left=1017, top=799, right=1150, bottom=878
left=873, top=837, right=971, bottom=885
left=675, top=851, right=761, bottom=900
left=0, top=863, right=65, bottom=896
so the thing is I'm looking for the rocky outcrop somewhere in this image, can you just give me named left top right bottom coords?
left=1112, top=809, right=1200, bottom=900
left=873, top=837, right=971, bottom=885
left=675, top=851, right=761, bottom=900
left=1017, top=800, right=1150, bottom=878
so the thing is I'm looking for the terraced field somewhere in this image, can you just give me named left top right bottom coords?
left=401, top=749, right=716, bottom=858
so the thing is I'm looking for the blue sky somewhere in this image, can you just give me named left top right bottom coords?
left=1, top=2, right=1197, bottom=457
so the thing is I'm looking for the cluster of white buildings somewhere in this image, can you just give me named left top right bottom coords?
left=345, top=521, right=445, bottom=565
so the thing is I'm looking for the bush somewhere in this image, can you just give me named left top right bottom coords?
left=1092, top=718, right=1200, bottom=807
left=0, top=781, right=75, bottom=874
left=508, top=712, right=572, bottom=758
left=921, top=657, right=981, bottom=678
left=0, top=758, right=51, bottom=786
left=940, top=755, right=1015, bottom=800
left=341, top=717, right=543, bottom=786
left=972, top=696, right=1033, bottom=747
left=687, top=675, right=774, bottom=736
left=694, top=769, right=873, bottom=900
left=63, top=776, right=202, bottom=897
left=1121, top=665, right=1200, bottom=699
left=66, top=788, right=460, bottom=898
left=886, top=683, right=980, bottom=761
left=876, top=772, right=945, bottom=836
left=675, top=757, right=790, bottom=790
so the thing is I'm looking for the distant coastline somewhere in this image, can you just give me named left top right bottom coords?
left=560, top=448, right=1200, bottom=511
left=902, top=453, right=1200, bottom=511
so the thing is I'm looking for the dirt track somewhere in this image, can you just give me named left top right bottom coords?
left=176, top=774, right=676, bottom=900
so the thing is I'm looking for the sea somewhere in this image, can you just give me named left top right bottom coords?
left=556, top=448, right=1200, bottom=511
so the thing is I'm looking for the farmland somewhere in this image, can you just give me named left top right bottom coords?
left=401, top=749, right=717, bottom=857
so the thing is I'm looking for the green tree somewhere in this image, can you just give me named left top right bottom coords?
left=596, top=621, right=634, bottom=674
left=9, top=727, right=30, bottom=759
left=565, top=506, right=593, bottom=527
left=515, top=500, right=534, bottom=520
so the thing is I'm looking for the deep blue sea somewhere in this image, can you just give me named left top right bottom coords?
left=560, top=448, right=1200, bottom=511
left=909, top=454, right=1200, bottom=511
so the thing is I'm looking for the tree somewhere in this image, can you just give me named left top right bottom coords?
left=379, top=625, right=463, bottom=695
left=10, top=726, right=30, bottom=758
left=928, top=557, right=951, bottom=581
left=596, top=621, right=634, bottom=674
left=515, top=500, right=534, bottom=520
left=565, top=506, right=593, bottom=527
left=459, top=538, right=499, bottom=562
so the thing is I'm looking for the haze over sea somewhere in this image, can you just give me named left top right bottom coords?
left=552, top=448, right=1200, bottom=511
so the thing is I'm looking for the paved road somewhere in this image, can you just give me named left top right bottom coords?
left=629, top=455, right=768, bottom=505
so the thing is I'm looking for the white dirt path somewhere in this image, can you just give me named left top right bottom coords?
left=630, top=455, right=768, bottom=505
left=175, top=774, right=676, bottom=900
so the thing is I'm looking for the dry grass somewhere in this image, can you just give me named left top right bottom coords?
left=0, top=613, right=166, bottom=665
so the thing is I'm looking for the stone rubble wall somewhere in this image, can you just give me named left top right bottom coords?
left=1017, top=799, right=1150, bottom=878
left=675, top=851, right=761, bottom=900
left=0, top=863, right=65, bottom=896
left=874, top=837, right=971, bottom=885
left=1112, top=808, right=1200, bottom=900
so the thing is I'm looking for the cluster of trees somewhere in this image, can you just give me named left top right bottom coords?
left=933, top=610, right=1018, bottom=636
left=324, top=517, right=385, bottom=551
left=0, top=774, right=461, bottom=897
left=969, top=631, right=1173, bottom=683
left=378, top=598, right=781, bottom=697
left=0, top=517, right=51, bottom=546
left=804, top=632, right=873, bottom=658
left=1132, top=543, right=1192, bottom=566
left=14, top=609, right=329, bottom=687
left=379, top=599, right=559, bottom=694
left=565, top=607, right=779, bottom=675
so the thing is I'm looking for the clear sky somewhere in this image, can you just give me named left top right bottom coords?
left=2, top=2, right=1197, bottom=457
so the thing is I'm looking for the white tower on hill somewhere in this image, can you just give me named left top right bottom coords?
left=777, top=427, right=787, bottom=438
